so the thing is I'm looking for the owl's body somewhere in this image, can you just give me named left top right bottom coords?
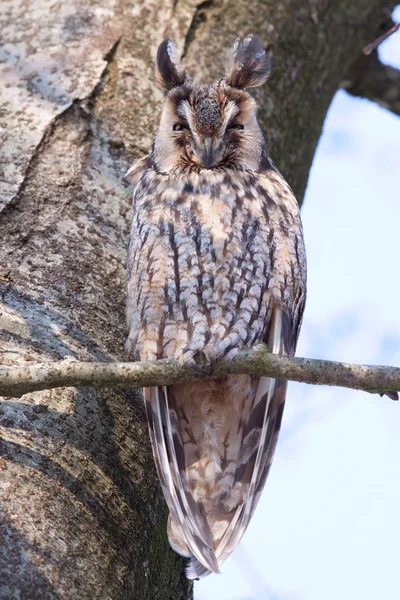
left=126, top=36, right=306, bottom=578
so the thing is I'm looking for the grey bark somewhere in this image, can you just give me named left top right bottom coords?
left=0, top=0, right=396, bottom=598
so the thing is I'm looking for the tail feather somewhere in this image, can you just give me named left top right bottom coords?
left=161, top=386, right=217, bottom=556
left=144, top=307, right=289, bottom=578
left=186, top=557, right=212, bottom=580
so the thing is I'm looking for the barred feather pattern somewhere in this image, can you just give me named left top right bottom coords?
left=126, top=161, right=306, bottom=575
left=126, top=35, right=306, bottom=579
left=126, top=164, right=305, bottom=362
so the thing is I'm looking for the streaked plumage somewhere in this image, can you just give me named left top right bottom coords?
left=126, top=35, right=306, bottom=578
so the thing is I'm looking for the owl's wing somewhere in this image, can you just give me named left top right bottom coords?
left=183, top=307, right=292, bottom=578
left=144, top=305, right=299, bottom=579
left=143, top=386, right=220, bottom=574
left=208, top=307, right=289, bottom=570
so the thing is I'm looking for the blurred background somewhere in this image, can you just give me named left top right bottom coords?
left=196, top=7, right=400, bottom=600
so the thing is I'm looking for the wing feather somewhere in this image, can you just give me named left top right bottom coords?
left=143, top=308, right=297, bottom=579
left=202, top=307, right=287, bottom=571
left=143, top=386, right=219, bottom=574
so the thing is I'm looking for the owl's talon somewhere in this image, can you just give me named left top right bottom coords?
left=185, top=359, right=209, bottom=376
left=209, top=356, right=215, bottom=376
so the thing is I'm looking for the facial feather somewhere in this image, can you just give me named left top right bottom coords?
left=153, top=42, right=266, bottom=173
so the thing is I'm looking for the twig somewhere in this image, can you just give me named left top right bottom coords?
left=363, top=22, right=400, bottom=55
left=0, top=346, right=399, bottom=399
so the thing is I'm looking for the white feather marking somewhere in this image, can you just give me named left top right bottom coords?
left=222, top=101, right=240, bottom=132
left=166, top=40, right=179, bottom=67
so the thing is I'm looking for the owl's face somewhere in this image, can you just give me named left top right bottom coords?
left=153, top=36, right=270, bottom=174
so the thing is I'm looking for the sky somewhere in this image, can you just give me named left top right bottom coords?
left=196, top=9, right=400, bottom=600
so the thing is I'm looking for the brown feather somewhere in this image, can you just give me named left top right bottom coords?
left=155, top=39, right=187, bottom=92
left=126, top=36, right=307, bottom=579
left=225, top=34, right=271, bottom=89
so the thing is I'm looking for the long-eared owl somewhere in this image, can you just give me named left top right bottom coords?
left=126, top=35, right=307, bottom=579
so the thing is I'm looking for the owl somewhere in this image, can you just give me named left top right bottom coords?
left=125, top=35, right=306, bottom=579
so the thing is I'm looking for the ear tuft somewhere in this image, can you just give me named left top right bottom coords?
left=155, top=39, right=187, bottom=92
left=225, top=34, right=271, bottom=89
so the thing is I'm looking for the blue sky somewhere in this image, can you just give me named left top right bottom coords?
left=196, top=9, right=400, bottom=600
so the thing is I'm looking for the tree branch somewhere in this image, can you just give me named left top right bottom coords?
left=343, top=50, right=400, bottom=117
left=363, top=21, right=400, bottom=55
left=0, top=346, right=399, bottom=400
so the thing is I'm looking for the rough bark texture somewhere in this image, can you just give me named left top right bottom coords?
left=0, top=0, right=396, bottom=598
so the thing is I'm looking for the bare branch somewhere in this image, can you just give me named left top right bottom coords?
left=363, top=21, right=400, bottom=55
left=343, top=50, right=400, bottom=117
left=0, top=347, right=399, bottom=400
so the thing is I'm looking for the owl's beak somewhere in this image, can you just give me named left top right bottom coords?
left=195, top=137, right=219, bottom=169
left=202, top=138, right=214, bottom=169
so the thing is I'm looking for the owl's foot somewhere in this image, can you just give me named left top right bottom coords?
left=185, top=358, right=210, bottom=376
left=195, top=346, right=217, bottom=376
left=202, top=345, right=217, bottom=376
left=185, top=356, right=215, bottom=376
left=208, top=356, right=215, bottom=376
left=181, top=348, right=216, bottom=376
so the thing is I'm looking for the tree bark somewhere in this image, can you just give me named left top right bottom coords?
left=0, top=0, right=396, bottom=598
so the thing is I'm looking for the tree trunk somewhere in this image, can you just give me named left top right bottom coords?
left=0, top=0, right=394, bottom=598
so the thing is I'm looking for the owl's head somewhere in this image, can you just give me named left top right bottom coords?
left=152, top=35, right=270, bottom=173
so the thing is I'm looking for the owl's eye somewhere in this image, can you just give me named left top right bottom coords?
left=172, top=123, right=188, bottom=132
left=228, top=122, right=244, bottom=131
